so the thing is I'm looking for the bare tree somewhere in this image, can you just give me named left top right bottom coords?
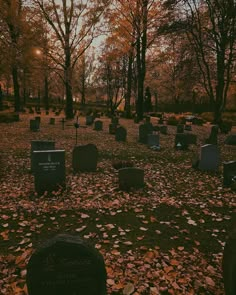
left=34, top=0, right=109, bottom=118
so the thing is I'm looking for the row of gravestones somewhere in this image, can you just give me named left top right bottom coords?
left=26, top=223, right=236, bottom=295
left=31, top=140, right=145, bottom=194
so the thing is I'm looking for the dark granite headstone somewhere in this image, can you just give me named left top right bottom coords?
left=119, top=167, right=144, bottom=190
left=115, top=126, right=127, bottom=142
left=198, top=144, right=219, bottom=171
left=177, top=124, right=184, bottom=133
left=159, top=125, right=167, bottom=135
left=72, top=144, right=98, bottom=172
left=174, top=134, right=189, bottom=150
left=50, top=118, right=55, bottom=125
left=139, top=123, right=153, bottom=144
left=26, top=234, right=107, bottom=295
left=31, top=140, right=55, bottom=172
left=35, top=116, right=41, bottom=123
left=30, top=119, right=40, bottom=132
left=223, top=161, right=236, bottom=187
left=33, top=150, right=65, bottom=194
left=225, top=135, right=236, bottom=146
left=222, top=215, right=236, bottom=295
left=94, top=120, right=103, bottom=131
left=86, top=116, right=94, bottom=126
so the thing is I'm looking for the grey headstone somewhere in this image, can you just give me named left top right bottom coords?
left=223, top=161, right=236, bottom=187
left=33, top=150, right=66, bottom=194
left=94, top=120, right=103, bottom=131
left=115, top=126, right=127, bottom=142
left=198, top=144, right=219, bottom=171
left=159, top=125, right=167, bottom=135
left=31, top=140, right=55, bottom=172
left=147, top=134, right=159, bottom=147
left=119, top=167, right=144, bottom=190
left=225, top=135, right=236, bottom=146
left=26, top=234, right=107, bottom=295
left=72, top=144, right=98, bottom=172
left=30, top=119, right=40, bottom=132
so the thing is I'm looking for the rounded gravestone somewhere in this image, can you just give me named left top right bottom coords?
left=27, top=234, right=107, bottom=295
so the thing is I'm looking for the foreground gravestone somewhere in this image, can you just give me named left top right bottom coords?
left=94, top=120, right=103, bottom=131
left=115, top=126, right=127, bottom=142
left=147, top=134, right=159, bottom=147
left=30, top=119, right=40, bottom=132
left=198, top=144, right=219, bottom=171
left=222, top=215, right=236, bottom=295
left=31, top=140, right=55, bottom=172
left=223, top=161, right=236, bottom=187
left=119, top=167, right=144, bottom=190
left=33, top=150, right=65, bottom=194
left=73, top=144, right=98, bottom=172
left=26, top=234, right=107, bottom=295
left=225, top=135, right=236, bottom=146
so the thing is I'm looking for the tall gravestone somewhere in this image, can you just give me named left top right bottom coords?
left=30, top=119, right=40, bottom=132
left=223, top=161, right=236, bottom=187
left=115, top=126, right=127, bottom=142
left=31, top=140, right=55, bottom=172
left=33, top=150, right=66, bottom=194
left=72, top=144, right=98, bottom=172
left=26, top=234, right=107, bottom=295
left=119, top=167, right=144, bottom=190
left=198, top=144, right=219, bottom=171
left=206, top=125, right=218, bottom=145
left=139, top=123, right=153, bottom=144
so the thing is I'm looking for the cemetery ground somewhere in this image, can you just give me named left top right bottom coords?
left=0, top=111, right=235, bottom=295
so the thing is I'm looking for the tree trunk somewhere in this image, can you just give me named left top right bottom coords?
left=12, top=65, right=21, bottom=112
left=125, top=50, right=133, bottom=118
left=65, top=48, right=74, bottom=119
left=0, top=85, right=3, bottom=110
left=44, top=76, right=49, bottom=110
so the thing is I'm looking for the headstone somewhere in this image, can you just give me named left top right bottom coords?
left=94, top=120, right=103, bottom=131
left=111, top=117, right=119, bottom=124
left=177, top=124, right=184, bottom=133
left=198, top=144, right=219, bottom=171
left=72, top=144, right=98, bottom=172
left=119, top=167, right=144, bottom=190
left=31, top=140, right=55, bottom=172
left=115, top=126, right=127, bottom=142
left=86, top=116, right=94, bottom=126
left=139, top=123, right=153, bottom=144
left=225, top=135, right=236, bottom=146
left=222, top=215, right=236, bottom=295
left=49, top=118, right=55, bottom=125
left=26, top=234, right=107, bottom=295
left=33, top=150, right=66, bottom=194
left=174, top=134, right=189, bottom=150
left=223, top=161, right=236, bottom=187
left=109, top=123, right=118, bottom=135
left=159, top=125, right=167, bottom=135
left=30, top=119, right=40, bottom=132
left=147, top=134, right=159, bottom=147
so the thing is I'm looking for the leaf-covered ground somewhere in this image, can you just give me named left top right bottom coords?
left=0, top=111, right=235, bottom=294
